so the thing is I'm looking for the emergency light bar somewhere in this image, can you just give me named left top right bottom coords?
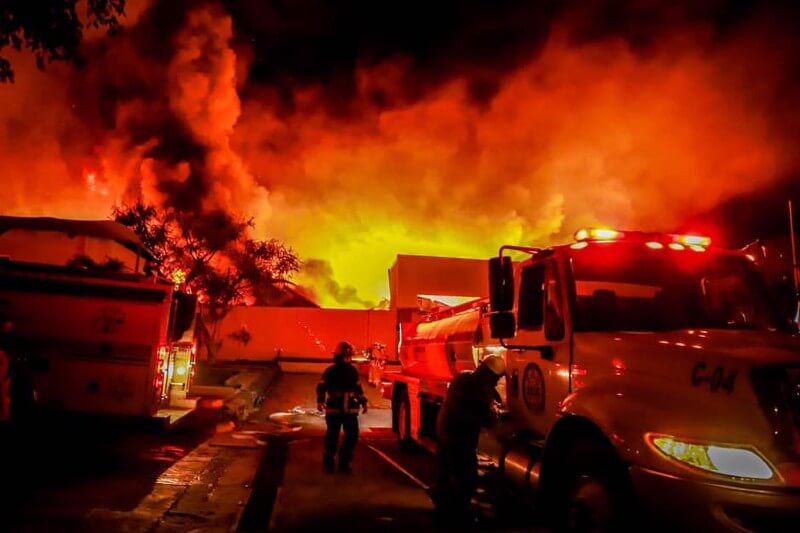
left=574, top=228, right=620, bottom=241
left=573, top=228, right=712, bottom=250
left=671, top=234, right=711, bottom=247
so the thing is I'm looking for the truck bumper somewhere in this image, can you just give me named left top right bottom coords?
left=630, top=465, right=800, bottom=532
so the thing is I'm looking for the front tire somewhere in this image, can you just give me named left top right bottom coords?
left=0, top=350, right=9, bottom=423
left=9, top=358, right=37, bottom=423
left=565, top=474, right=616, bottom=531
left=551, top=437, right=633, bottom=532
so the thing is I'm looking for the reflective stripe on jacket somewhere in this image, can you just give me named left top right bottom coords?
left=316, top=362, right=367, bottom=414
left=324, top=392, right=363, bottom=414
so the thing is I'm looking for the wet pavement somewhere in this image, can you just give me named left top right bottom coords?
left=0, top=413, right=215, bottom=532
left=1, top=369, right=544, bottom=532
left=266, top=436, right=434, bottom=532
left=246, top=372, right=545, bottom=533
left=0, top=364, right=279, bottom=533
left=247, top=372, right=392, bottom=432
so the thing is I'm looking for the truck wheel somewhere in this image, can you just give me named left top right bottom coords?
left=0, top=351, right=9, bottom=422
left=565, top=474, right=615, bottom=531
left=9, top=362, right=37, bottom=424
left=396, top=391, right=414, bottom=451
left=552, top=438, right=632, bottom=532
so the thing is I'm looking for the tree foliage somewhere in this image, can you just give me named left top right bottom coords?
left=0, top=0, right=125, bottom=82
left=112, top=201, right=300, bottom=320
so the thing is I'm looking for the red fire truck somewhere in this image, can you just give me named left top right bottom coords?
left=388, top=228, right=800, bottom=530
left=0, top=217, right=198, bottom=421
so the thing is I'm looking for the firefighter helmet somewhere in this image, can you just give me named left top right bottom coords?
left=481, top=354, right=506, bottom=376
left=334, top=341, right=355, bottom=357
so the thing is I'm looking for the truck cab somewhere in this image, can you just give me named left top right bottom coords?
left=487, top=228, right=800, bottom=531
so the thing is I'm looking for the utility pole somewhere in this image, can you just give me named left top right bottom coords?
left=789, top=200, right=800, bottom=327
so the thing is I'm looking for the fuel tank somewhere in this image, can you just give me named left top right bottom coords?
left=399, top=308, right=483, bottom=382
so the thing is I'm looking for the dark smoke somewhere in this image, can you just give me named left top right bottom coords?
left=3, top=0, right=800, bottom=307
left=687, top=179, right=800, bottom=247
left=300, top=259, right=380, bottom=308
left=68, top=0, right=219, bottom=213
left=225, top=0, right=795, bottom=112
left=59, top=0, right=800, bottom=220
left=225, top=0, right=559, bottom=112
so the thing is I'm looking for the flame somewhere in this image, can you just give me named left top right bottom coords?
left=85, top=172, right=96, bottom=192
left=237, top=32, right=783, bottom=305
left=0, top=3, right=797, bottom=308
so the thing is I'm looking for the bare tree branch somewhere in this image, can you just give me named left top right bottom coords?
left=1, top=0, right=126, bottom=82
left=113, top=200, right=300, bottom=319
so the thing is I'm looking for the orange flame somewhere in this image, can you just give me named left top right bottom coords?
left=0, top=7, right=795, bottom=307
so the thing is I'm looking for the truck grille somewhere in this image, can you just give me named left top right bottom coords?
left=751, top=366, right=800, bottom=460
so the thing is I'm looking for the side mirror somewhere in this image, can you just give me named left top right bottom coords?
left=490, top=312, right=516, bottom=339
left=489, top=256, right=514, bottom=312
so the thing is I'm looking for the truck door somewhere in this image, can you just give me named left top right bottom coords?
left=505, top=256, right=571, bottom=437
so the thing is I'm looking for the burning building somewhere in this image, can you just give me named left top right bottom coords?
left=2, top=0, right=800, bottom=307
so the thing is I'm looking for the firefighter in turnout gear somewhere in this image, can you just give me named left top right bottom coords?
left=316, top=341, right=368, bottom=473
left=0, top=318, right=10, bottom=423
left=433, top=355, right=506, bottom=524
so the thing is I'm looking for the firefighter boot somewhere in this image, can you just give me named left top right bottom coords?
left=323, top=452, right=335, bottom=473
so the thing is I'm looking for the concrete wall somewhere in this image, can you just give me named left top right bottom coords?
left=212, top=255, right=490, bottom=367
left=213, top=306, right=396, bottom=362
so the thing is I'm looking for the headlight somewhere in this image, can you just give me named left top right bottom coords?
left=647, top=434, right=774, bottom=480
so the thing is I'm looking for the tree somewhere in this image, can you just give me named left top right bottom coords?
left=0, top=0, right=125, bottom=82
left=112, top=201, right=300, bottom=320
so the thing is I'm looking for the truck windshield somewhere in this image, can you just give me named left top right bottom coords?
left=570, top=246, right=784, bottom=332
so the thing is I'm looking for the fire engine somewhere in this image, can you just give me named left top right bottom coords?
left=0, top=217, right=198, bottom=422
left=387, top=228, right=800, bottom=531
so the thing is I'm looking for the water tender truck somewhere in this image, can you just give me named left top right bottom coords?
left=387, top=228, right=800, bottom=531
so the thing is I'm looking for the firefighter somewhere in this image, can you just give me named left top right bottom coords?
left=433, top=354, right=506, bottom=525
left=0, top=318, right=10, bottom=423
left=316, top=341, right=368, bottom=473
left=0, top=352, right=7, bottom=423
left=368, top=342, right=386, bottom=387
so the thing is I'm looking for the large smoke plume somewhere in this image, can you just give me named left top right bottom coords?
left=2, top=0, right=800, bottom=306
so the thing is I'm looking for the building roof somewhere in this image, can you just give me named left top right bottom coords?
left=0, top=216, right=153, bottom=260
left=388, top=254, right=488, bottom=310
left=254, top=280, right=320, bottom=308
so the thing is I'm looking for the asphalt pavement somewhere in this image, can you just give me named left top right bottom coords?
left=0, top=369, right=544, bottom=532
left=245, top=372, right=545, bottom=533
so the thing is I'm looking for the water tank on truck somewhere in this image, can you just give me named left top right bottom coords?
left=391, top=303, right=490, bottom=448
left=399, top=307, right=484, bottom=382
